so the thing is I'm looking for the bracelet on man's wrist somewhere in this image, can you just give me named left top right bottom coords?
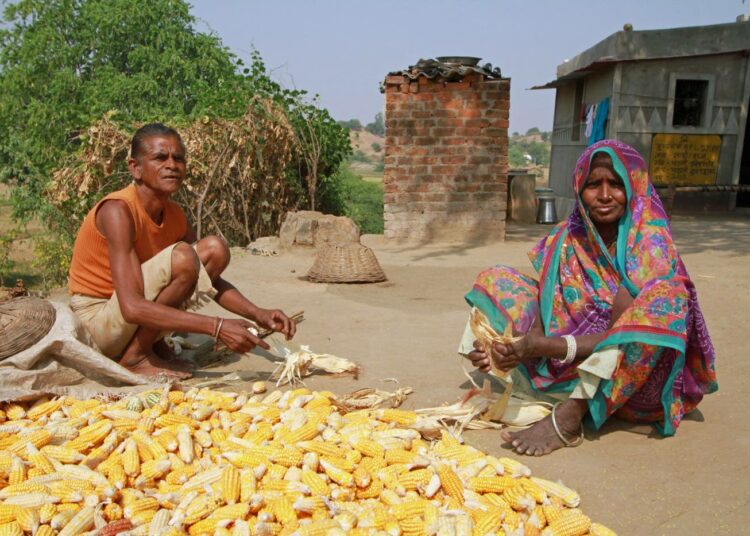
left=213, top=317, right=224, bottom=352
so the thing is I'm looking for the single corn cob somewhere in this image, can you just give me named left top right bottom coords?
left=10, top=429, right=51, bottom=454
left=35, top=525, right=55, bottom=536
left=221, top=464, right=241, bottom=504
left=180, top=466, right=223, bottom=492
left=104, top=502, right=124, bottom=522
left=3, top=492, right=60, bottom=509
left=184, top=494, right=222, bottom=525
left=124, top=497, right=160, bottom=519
left=270, top=496, right=298, bottom=528
left=41, top=446, right=84, bottom=464
left=374, top=409, right=417, bottom=426
left=469, top=476, right=517, bottom=493
left=68, top=420, right=112, bottom=449
left=39, top=503, right=57, bottom=524
left=99, top=519, right=134, bottom=536
left=542, top=510, right=591, bottom=536
left=140, top=459, right=172, bottom=480
left=57, top=506, right=95, bottom=536
left=27, top=399, right=64, bottom=421
left=400, top=515, right=426, bottom=536
left=397, top=468, right=432, bottom=491
left=505, top=483, right=536, bottom=512
left=4, top=404, right=26, bottom=421
left=499, top=457, right=531, bottom=478
left=148, top=508, right=171, bottom=536
left=0, top=521, right=22, bottom=536
left=392, top=499, right=426, bottom=520
left=155, top=430, right=178, bottom=452
left=353, top=438, right=385, bottom=459
left=270, top=447, right=303, bottom=468
left=283, top=422, right=320, bottom=444
left=472, top=509, right=502, bottom=536
left=319, top=458, right=354, bottom=487
left=301, top=468, right=329, bottom=495
left=384, top=448, right=417, bottom=465
left=13, top=506, right=39, bottom=534
left=438, top=464, right=465, bottom=504
left=177, top=426, right=194, bottom=464
left=296, top=440, right=344, bottom=459
left=529, top=477, right=580, bottom=508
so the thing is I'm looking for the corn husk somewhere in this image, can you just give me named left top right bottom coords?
left=268, top=338, right=359, bottom=387
left=469, top=307, right=523, bottom=380
left=333, top=387, right=413, bottom=412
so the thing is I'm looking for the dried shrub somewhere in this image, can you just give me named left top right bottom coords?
left=49, top=99, right=299, bottom=247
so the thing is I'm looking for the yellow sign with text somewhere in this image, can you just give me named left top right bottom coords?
left=650, top=134, right=721, bottom=185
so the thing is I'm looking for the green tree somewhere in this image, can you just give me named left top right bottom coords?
left=364, top=112, right=385, bottom=136
left=0, top=0, right=351, bottom=284
left=526, top=127, right=541, bottom=136
left=337, top=119, right=362, bottom=130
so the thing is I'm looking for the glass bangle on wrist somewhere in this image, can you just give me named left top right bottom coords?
left=560, top=334, right=577, bottom=365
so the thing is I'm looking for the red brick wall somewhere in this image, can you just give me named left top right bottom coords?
left=383, top=71, right=509, bottom=241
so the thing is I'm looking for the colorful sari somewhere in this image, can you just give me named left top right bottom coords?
left=465, top=140, right=717, bottom=436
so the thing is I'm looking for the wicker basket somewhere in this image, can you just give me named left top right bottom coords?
left=307, top=243, right=387, bottom=283
left=0, top=297, right=56, bottom=360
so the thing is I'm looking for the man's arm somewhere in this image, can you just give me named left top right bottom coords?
left=183, top=226, right=295, bottom=339
left=98, top=201, right=269, bottom=352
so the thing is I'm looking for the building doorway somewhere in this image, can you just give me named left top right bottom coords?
left=739, top=97, right=750, bottom=207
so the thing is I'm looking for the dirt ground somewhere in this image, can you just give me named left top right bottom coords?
left=131, top=213, right=747, bottom=534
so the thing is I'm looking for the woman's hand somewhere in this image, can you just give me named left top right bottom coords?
left=466, top=340, right=492, bottom=373
left=254, top=308, right=296, bottom=340
left=491, top=336, right=537, bottom=372
left=218, top=318, right=271, bottom=353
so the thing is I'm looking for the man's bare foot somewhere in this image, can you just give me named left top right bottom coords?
left=153, top=339, right=194, bottom=371
left=120, top=353, right=192, bottom=380
left=500, top=399, right=586, bottom=456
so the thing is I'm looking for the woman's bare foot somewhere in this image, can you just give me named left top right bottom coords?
left=500, top=399, right=586, bottom=456
left=120, top=353, right=192, bottom=380
left=153, top=339, right=195, bottom=371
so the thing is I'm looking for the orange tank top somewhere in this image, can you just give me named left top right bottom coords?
left=68, top=183, right=188, bottom=298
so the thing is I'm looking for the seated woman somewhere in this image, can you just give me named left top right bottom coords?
left=463, top=139, right=717, bottom=456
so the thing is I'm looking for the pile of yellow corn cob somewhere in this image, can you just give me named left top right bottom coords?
left=0, top=387, right=616, bottom=536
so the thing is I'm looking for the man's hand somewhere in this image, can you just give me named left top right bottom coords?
left=491, top=336, right=536, bottom=372
left=466, top=340, right=492, bottom=373
left=218, top=318, right=271, bottom=353
left=254, top=308, right=296, bottom=340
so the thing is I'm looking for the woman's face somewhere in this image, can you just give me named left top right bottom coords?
left=580, top=154, right=627, bottom=226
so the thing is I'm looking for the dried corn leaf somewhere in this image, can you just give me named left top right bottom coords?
left=333, top=387, right=414, bottom=412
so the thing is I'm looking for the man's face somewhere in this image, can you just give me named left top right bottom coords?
left=129, top=135, right=186, bottom=196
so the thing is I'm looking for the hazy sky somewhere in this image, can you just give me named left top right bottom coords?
left=190, top=1, right=747, bottom=134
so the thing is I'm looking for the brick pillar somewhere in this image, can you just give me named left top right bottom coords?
left=383, top=67, right=509, bottom=241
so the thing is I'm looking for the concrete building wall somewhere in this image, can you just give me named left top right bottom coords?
left=548, top=51, right=750, bottom=214
left=382, top=72, right=509, bottom=241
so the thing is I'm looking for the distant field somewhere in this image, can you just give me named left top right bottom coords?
left=361, top=173, right=383, bottom=183
left=0, top=185, right=45, bottom=288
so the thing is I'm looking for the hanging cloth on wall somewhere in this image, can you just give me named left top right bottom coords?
left=584, top=104, right=596, bottom=139
left=588, top=97, right=610, bottom=145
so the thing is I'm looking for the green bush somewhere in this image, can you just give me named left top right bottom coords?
left=0, top=230, right=16, bottom=287
left=334, top=165, right=383, bottom=234
left=350, top=150, right=370, bottom=163
left=0, top=0, right=351, bottom=287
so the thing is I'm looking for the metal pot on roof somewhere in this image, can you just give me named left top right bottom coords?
left=436, top=56, right=481, bottom=66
